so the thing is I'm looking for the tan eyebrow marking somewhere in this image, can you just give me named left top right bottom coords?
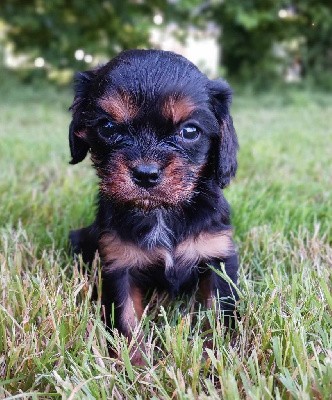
left=162, top=95, right=196, bottom=124
left=99, top=91, right=139, bottom=123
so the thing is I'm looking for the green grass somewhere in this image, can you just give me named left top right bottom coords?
left=0, top=78, right=331, bottom=399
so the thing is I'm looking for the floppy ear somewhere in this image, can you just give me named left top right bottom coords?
left=69, top=71, right=95, bottom=164
left=69, top=120, right=90, bottom=164
left=209, top=79, right=239, bottom=188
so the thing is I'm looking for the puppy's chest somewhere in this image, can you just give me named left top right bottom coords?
left=98, top=229, right=234, bottom=271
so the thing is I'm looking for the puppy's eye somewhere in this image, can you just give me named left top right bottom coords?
left=104, top=121, right=114, bottom=129
left=179, top=125, right=200, bottom=141
left=100, top=121, right=116, bottom=136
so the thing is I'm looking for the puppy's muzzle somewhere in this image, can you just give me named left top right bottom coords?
left=131, top=163, right=161, bottom=188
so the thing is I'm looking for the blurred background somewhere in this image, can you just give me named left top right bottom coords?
left=1, top=3, right=332, bottom=396
left=1, top=0, right=332, bottom=88
left=0, top=0, right=331, bottom=249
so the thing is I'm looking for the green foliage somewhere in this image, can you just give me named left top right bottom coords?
left=211, top=1, right=285, bottom=81
left=1, top=80, right=332, bottom=397
left=0, top=0, right=157, bottom=70
left=296, top=1, right=332, bottom=86
left=1, top=0, right=332, bottom=86
left=210, top=0, right=332, bottom=86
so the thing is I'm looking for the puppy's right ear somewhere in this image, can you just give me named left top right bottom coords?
left=69, top=120, right=90, bottom=164
left=69, top=71, right=95, bottom=164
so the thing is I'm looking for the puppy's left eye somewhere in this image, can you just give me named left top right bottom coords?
left=179, top=125, right=200, bottom=141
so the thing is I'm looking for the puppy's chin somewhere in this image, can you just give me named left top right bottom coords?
left=130, top=196, right=176, bottom=211
left=101, top=189, right=187, bottom=211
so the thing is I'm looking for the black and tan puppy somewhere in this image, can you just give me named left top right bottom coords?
left=69, top=49, right=239, bottom=361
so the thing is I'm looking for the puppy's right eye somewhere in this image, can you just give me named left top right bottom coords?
left=100, top=121, right=116, bottom=137
left=104, top=121, right=115, bottom=131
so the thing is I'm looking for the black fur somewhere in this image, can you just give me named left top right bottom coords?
left=68, top=50, right=239, bottom=361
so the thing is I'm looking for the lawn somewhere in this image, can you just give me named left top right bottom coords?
left=0, top=76, right=331, bottom=399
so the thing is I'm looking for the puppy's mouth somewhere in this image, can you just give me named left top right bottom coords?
left=132, top=196, right=164, bottom=210
left=98, top=155, right=200, bottom=209
left=101, top=178, right=192, bottom=210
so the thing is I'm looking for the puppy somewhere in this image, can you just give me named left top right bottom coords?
left=69, top=50, right=239, bottom=362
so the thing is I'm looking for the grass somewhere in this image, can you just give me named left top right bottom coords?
left=0, top=76, right=331, bottom=399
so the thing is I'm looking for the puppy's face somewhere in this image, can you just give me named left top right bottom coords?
left=69, top=50, right=238, bottom=210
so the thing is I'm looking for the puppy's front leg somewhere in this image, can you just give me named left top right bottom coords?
left=198, top=254, right=239, bottom=323
left=69, top=223, right=98, bottom=264
left=198, top=255, right=239, bottom=353
left=102, top=269, right=145, bottom=365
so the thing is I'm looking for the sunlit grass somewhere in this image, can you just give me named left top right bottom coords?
left=0, top=79, right=331, bottom=398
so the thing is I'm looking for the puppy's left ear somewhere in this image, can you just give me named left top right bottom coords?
left=209, top=79, right=239, bottom=188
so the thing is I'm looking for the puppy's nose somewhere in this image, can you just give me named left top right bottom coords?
left=131, top=164, right=161, bottom=188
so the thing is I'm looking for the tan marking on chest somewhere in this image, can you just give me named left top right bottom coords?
left=99, top=233, right=172, bottom=270
left=99, top=91, right=139, bottom=123
left=99, top=230, right=234, bottom=271
left=175, top=230, right=235, bottom=266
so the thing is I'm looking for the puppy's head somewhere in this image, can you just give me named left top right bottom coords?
left=69, top=50, right=238, bottom=210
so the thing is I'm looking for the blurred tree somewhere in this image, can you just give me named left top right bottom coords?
left=211, top=0, right=287, bottom=81
left=158, top=0, right=332, bottom=86
left=1, top=0, right=331, bottom=86
left=0, top=0, right=162, bottom=70
left=295, top=1, right=332, bottom=85
left=209, top=0, right=332, bottom=85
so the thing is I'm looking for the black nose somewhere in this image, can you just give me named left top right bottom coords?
left=131, top=164, right=161, bottom=188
